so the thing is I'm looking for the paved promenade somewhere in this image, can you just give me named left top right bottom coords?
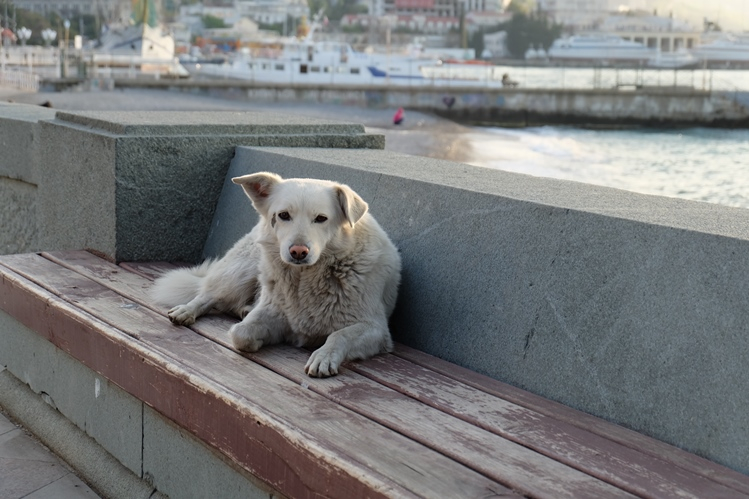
left=0, top=410, right=100, bottom=498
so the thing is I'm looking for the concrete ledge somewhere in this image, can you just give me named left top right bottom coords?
left=208, top=146, right=749, bottom=475
left=110, top=80, right=749, bottom=127
left=0, top=105, right=384, bottom=262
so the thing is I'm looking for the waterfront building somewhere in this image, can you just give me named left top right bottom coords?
left=11, top=0, right=121, bottom=23
left=536, top=0, right=611, bottom=31
left=594, top=12, right=700, bottom=52
left=342, top=0, right=509, bottom=36
left=234, top=0, right=309, bottom=26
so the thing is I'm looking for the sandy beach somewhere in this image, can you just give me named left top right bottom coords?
left=0, top=87, right=479, bottom=164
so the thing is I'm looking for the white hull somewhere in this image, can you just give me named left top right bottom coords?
left=188, top=40, right=509, bottom=88
left=549, top=35, right=656, bottom=63
left=647, top=49, right=699, bottom=69
left=692, top=36, right=749, bottom=66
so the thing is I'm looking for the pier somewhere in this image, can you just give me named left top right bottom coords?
left=36, top=76, right=749, bottom=127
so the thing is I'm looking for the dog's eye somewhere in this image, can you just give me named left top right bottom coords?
left=278, top=211, right=291, bottom=221
left=314, top=215, right=328, bottom=224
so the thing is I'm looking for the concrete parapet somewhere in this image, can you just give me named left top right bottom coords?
left=0, top=103, right=57, bottom=254
left=0, top=102, right=56, bottom=185
left=209, top=146, right=749, bottom=475
left=0, top=104, right=383, bottom=261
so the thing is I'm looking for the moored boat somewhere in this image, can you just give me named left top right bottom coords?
left=548, top=35, right=656, bottom=64
left=647, top=48, right=699, bottom=69
left=187, top=38, right=509, bottom=87
left=692, top=34, right=749, bottom=68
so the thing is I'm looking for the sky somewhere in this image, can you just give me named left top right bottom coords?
left=618, top=0, right=749, bottom=31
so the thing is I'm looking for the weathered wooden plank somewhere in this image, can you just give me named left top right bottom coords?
left=40, top=251, right=639, bottom=499
left=0, top=254, right=519, bottom=499
left=350, top=354, right=748, bottom=499
left=393, top=345, right=749, bottom=496
left=51, top=251, right=749, bottom=497
left=118, top=261, right=178, bottom=281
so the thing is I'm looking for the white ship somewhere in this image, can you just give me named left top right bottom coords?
left=692, top=34, right=749, bottom=68
left=548, top=35, right=656, bottom=64
left=647, top=48, right=699, bottom=69
left=188, top=39, right=509, bottom=88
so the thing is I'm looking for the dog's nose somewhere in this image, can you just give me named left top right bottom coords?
left=289, top=245, right=309, bottom=261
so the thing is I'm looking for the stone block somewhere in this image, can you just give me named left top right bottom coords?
left=33, top=110, right=383, bottom=262
left=0, top=102, right=56, bottom=185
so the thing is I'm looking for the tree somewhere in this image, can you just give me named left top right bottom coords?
left=304, top=0, right=367, bottom=23
left=201, top=15, right=226, bottom=30
left=469, top=11, right=561, bottom=59
left=507, top=0, right=535, bottom=15
left=504, top=12, right=561, bottom=58
left=469, top=29, right=485, bottom=57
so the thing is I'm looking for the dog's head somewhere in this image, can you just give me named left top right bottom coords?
left=232, top=172, right=368, bottom=266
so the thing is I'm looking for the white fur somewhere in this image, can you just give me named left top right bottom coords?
left=150, top=172, right=401, bottom=377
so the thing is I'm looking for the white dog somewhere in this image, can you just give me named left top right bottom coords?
left=151, top=172, right=401, bottom=377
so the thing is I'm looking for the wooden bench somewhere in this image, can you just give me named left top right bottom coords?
left=2, top=250, right=749, bottom=498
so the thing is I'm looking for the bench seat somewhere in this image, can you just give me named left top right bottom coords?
left=1, top=250, right=748, bottom=498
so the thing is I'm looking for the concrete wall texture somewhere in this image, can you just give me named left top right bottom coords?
left=2, top=102, right=749, bottom=475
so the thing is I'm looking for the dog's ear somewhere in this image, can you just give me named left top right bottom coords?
left=336, top=184, right=368, bottom=228
left=232, top=172, right=283, bottom=214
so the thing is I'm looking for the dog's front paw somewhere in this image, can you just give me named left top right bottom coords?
left=305, top=346, right=344, bottom=378
left=229, top=323, right=263, bottom=352
left=167, top=305, right=196, bottom=326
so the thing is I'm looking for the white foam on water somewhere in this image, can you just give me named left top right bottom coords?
left=465, top=126, right=749, bottom=209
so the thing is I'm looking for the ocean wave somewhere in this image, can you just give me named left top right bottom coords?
left=468, top=126, right=749, bottom=209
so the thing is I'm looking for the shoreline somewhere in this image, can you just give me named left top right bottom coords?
left=0, top=87, right=481, bottom=164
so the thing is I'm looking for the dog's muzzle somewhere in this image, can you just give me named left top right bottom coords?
left=288, top=244, right=310, bottom=263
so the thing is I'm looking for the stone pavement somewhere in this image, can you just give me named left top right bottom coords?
left=0, top=410, right=100, bottom=499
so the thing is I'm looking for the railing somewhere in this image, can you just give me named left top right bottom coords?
left=0, top=69, right=40, bottom=92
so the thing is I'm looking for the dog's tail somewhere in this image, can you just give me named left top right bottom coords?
left=150, top=260, right=213, bottom=308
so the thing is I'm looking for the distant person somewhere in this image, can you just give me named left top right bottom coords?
left=393, top=107, right=404, bottom=125
left=502, top=73, right=519, bottom=88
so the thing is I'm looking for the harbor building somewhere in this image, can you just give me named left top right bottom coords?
left=595, top=13, right=701, bottom=52
left=536, top=0, right=611, bottom=31
left=344, top=0, right=510, bottom=35
left=10, top=0, right=121, bottom=23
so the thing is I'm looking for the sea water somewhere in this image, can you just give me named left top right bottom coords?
left=466, top=126, right=749, bottom=210
left=455, top=67, right=749, bottom=210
